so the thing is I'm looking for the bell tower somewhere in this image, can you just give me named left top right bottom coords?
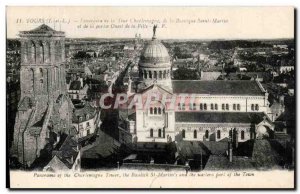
left=19, top=24, right=67, bottom=101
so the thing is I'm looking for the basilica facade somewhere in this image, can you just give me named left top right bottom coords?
left=126, top=30, right=274, bottom=146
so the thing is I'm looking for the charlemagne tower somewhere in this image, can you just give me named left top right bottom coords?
left=11, top=24, right=74, bottom=167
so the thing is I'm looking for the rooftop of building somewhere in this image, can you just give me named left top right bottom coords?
left=175, top=112, right=269, bottom=124
left=72, top=102, right=97, bottom=123
left=19, top=24, right=65, bottom=37
left=172, top=80, right=265, bottom=96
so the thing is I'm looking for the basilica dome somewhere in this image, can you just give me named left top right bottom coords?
left=139, top=38, right=171, bottom=67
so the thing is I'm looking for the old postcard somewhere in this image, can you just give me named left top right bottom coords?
left=6, top=6, right=295, bottom=189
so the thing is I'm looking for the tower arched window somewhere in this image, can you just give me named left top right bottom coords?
left=251, top=104, right=254, bottom=111
left=154, top=71, right=157, bottom=79
left=215, top=104, right=218, bottom=110
left=154, top=107, right=157, bottom=114
left=159, top=71, right=162, bottom=79
left=205, top=130, right=209, bottom=139
left=200, top=103, right=203, bottom=110
left=182, top=130, right=185, bottom=138
left=39, top=41, right=44, bottom=63
left=233, top=104, right=236, bottom=110
left=255, top=104, right=259, bottom=111
left=158, top=107, right=161, bottom=114
left=150, top=129, right=153, bottom=137
left=226, top=104, right=229, bottom=110
left=150, top=107, right=153, bottom=114
left=158, top=129, right=162, bottom=137
left=163, top=70, right=166, bottom=78
left=204, top=103, right=207, bottom=110
left=222, top=104, right=225, bottom=110
left=30, top=41, right=36, bottom=63
left=194, top=130, right=197, bottom=139
left=149, top=71, right=152, bottom=79
left=29, top=69, right=34, bottom=91
left=217, top=130, right=221, bottom=139
left=241, top=130, right=245, bottom=140
left=211, top=103, right=214, bottom=110
left=144, top=70, right=147, bottom=78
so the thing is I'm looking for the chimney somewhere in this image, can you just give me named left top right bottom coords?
left=80, top=78, right=84, bottom=89
left=228, top=141, right=233, bottom=163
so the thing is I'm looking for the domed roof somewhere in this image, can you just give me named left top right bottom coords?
left=140, top=38, right=170, bottom=64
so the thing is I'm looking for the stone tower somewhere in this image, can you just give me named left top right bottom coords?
left=11, top=24, right=74, bottom=167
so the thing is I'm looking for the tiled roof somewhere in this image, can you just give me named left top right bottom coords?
left=175, top=112, right=267, bottom=124
left=69, top=80, right=82, bottom=90
left=204, top=155, right=255, bottom=170
left=52, top=136, right=79, bottom=169
left=72, top=102, right=96, bottom=123
left=172, top=80, right=265, bottom=95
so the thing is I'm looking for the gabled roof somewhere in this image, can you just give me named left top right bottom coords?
left=30, top=24, right=56, bottom=32
left=172, top=80, right=265, bottom=96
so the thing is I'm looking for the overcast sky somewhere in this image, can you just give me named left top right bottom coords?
left=6, top=6, right=294, bottom=40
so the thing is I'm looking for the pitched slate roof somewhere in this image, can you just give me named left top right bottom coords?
left=172, top=80, right=265, bottom=96
left=204, top=155, right=255, bottom=170
left=175, top=112, right=267, bottom=124
left=69, top=80, right=82, bottom=90
left=72, top=102, right=96, bottom=123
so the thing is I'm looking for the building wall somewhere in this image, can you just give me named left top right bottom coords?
left=72, top=117, right=96, bottom=138
left=175, top=122, right=252, bottom=142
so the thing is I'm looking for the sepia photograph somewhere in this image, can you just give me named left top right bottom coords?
left=6, top=6, right=295, bottom=189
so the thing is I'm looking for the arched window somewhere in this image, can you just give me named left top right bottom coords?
left=29, top=69, right=34, bottom=90
left=149, top=71, right=152, bottom=79
left=159, top=71, right=162, bottom=79
left=215, top=104, right=218, bottom=110
left=154, top=71, right=157, bottom=79
left=204, top=103, right=207, bottom=110
left=182, top=130, right=185, bottom=138
left=251, top=104, right=254, bottom=111
left=233, top=104, right=236, bottom=110
left=158, top=108, right=161, bottom=114
left=39, top=68, right=43, bottom=77
left=150, top=107, right=153, bottom=114
left=39, top=41, right=44, bottom=63
left=205, top=130, right=209, bottom=139
left=163, top=70, right=166, bottom=78
left=241, top=130, right=245, bottom=140
left=144, top=70, right=147, bottom=78
left=226, top=104, right=229, bottom=110
left=194, top=130, right=197, bottom=138
left=211, top=103, right=214, bottom=110
left=158, top=129, right=162, bottom=137
left=193, top=103, right=196, bottom=110
left=154, top=107, right=157, bottom=114
left=200, top=103, right=203, bottom=110
left=182, top=103, right=185, bottom=110
left=237, top=104, right=240, bottom=111
left=163, top=128, right=165, bottom=138
left=222, top=104, right=225, bottom=110
left=178, top=103, right=181, bottom=110
left=30, top=41, right=36, bottom=63
left=217, top=130, right=221, bottom=139
left=229, top=130, right=233, bottom=139
left=150, top=129, right=153, bottom=137
left=255, top=104, right=259, bottom=111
